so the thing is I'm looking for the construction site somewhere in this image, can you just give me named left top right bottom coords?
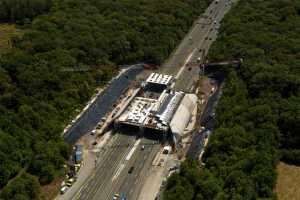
left=114, top=72, right=197, bottom=146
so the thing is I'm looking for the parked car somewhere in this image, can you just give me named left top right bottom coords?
left=60, top=186, right=69, bottom=194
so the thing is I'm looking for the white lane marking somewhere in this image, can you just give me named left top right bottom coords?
left=175, top=48, right=197, bottom=80
left=111, top=139, right=140, bottom=181
left=112, top=163, right=125, bottom=181
left=125, top=139, right=141, bottom=161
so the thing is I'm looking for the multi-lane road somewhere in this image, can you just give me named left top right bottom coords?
left=160, top=0, right=235, bottom=91
left=75, top=134, right=160, bottom=200
left=72, top=0, right=236, bottom=200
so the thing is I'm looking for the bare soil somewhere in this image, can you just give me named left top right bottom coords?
left=276, top=162, right=300, bottom=200
left=40, top=177, right=63, bottom=200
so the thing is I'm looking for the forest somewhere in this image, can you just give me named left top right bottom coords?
left=0, top=0, right=52, bottom=23
left=164, top=0, right=300, bottom=199
left=0, top=0, right=212, bottom=199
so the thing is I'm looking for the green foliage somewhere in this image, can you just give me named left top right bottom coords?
left=0, top=0, right=52, bottom=23
left=164, top=159, right=221, bottom=200
left=0, top=173, right=41, bottom=200
left=164, top=0, right=300, bottom=199
left=281, top=149, right=300, bottom=165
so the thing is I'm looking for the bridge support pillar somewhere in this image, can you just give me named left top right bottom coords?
left=113, top=121, right=120, bottom=131
left=139, top=126, right=144, bottom=137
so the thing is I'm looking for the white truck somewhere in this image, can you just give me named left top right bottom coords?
left=163, top=146, right=172, bottom=154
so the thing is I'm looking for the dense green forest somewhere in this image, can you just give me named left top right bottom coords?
left=0, top=0, right=52, bottom=23
left=0, top=0, right=212, bottom=199
left=164, top=0, right=300, bottom=199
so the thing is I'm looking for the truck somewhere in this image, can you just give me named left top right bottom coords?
left=75, top=151, right=82, bottom=163
left=74, top=144, right=83, bottom=163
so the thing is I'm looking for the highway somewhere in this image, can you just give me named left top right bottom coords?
left=159, top=0, right=234, bottom=91
left=74, top=134, right=160, bottom=200
left=72, top=1, right=236, bottom=200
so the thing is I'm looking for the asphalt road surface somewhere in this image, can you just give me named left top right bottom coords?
left=174, top=0, right=234, bottom=92
left=74, top=134, right=160, bottom=200
left=72, top=1, right=236, bottom=200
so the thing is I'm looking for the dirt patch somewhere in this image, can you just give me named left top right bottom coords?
left=276, top=162, right=300, bottom=200
left=40, top=177, right=63, bottom=200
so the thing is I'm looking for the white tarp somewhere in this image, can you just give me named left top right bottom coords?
left=170, top=94, right=197, bottom=138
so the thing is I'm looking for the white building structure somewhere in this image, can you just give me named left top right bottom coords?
left=115, top=73, right=197, bottom=145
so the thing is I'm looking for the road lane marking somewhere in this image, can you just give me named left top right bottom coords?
left=174, top=48, right=197, bottom=84
left=112, top=163, right=125, bottom=181
left=125, top=139, right=141, bottom=161
left=94, top=136, right=137, bottom=199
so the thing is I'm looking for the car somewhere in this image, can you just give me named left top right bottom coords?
left=67, top=178, right=75, bottom=186
left=66, top=182, right=72, bottom=187
left=128, top=166, right=134, bottom=174
left=141, top=145, right=145, bottom=150
left=60, top=186, right=69, bottom=194
left=113, top=193, right=120, bottom=200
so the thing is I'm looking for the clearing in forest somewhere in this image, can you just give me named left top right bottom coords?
left=276, top=162, right=300, bottom=200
